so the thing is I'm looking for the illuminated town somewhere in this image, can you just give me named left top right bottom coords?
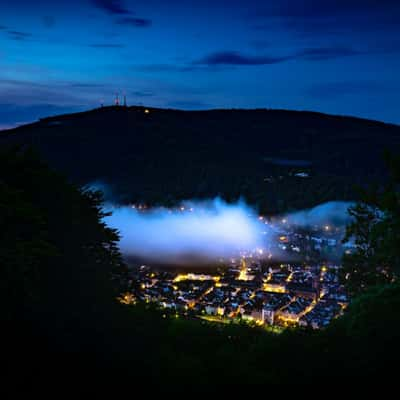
left=121, top=260, right=348, bottom=330
left=120, top=205, right=350, bottom=330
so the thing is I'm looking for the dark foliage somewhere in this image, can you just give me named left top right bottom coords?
left=342, top=152, right=400, bottom=294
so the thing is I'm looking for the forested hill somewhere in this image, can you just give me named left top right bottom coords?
left=1, top=106, right=399, bottom=213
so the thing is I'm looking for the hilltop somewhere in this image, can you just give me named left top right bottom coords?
left=1, top=106, right=399, bottom=213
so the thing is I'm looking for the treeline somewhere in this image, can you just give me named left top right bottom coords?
left=108, top=158, right=358, bottom=214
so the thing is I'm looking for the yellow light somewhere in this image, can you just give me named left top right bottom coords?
left=301, top=302, right=316, bottom=316
left=204, top=287, right=214, bottom=296
left=118, top=292, right=135, bottom=305
left=238, top=258, right=249, bottom=281
left=321, top=266, right=327, bottom=272
left=174, top=273, right=217, bottom=282
left=144, top=109, right=150, bottom=114
left=263, top=283, right=286, bottom=293
left=238, top=270, right=247, bottom=280
left=141, top=283, right=146, bottom=289
left=279, top=316, right=298, bottom=324
left=173, top=274, right=187, bottom=282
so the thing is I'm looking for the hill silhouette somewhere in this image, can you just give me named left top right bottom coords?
left=2, top=106, right=399, bottom=213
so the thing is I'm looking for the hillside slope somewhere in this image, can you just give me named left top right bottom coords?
left=1, top=106, right=399, bottom=213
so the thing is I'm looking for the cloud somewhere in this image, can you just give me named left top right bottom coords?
left=195, top=46, right=360, bottom=68
left=116, top=17, right=152, bottom=28
left=136, top=45, right=361, bottom=74
left=89, top=43, right=125, bottom=48
left=104, top=198, right=268, bottom=265
left=299, top=46, right=361, bottom=60
left=101, top=193, right=352, bottom=266
left=7, top=30, right=32, bottom=41
left=196, top=51, right=289, bottom=66
left=91, top=0, right=131, bottom=15
left=91, top=1, right=151, bottom=28
left=282, top=201, right=353, bottom=227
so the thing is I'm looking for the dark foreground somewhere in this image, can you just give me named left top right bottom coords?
left=2, top=146, right=400, bottom=383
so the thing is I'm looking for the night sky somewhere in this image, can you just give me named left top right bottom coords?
left=1, top=0, right=399, bottom=129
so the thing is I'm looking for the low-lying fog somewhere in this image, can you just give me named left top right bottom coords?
left=98, top=190, right=353, bottom=265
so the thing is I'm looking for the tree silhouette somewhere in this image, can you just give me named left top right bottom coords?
left=342, top=152, right=400, bottom=294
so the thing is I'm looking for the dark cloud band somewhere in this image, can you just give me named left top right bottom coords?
left=92, top=0, right=131, bottom=15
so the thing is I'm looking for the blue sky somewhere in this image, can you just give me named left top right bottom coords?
left=1, top=0, right=399, bottom=128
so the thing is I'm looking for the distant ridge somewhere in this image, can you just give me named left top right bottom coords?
left=1, top=106, right=399, bottom=213
left=3, top=105, right=398, bottom=131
